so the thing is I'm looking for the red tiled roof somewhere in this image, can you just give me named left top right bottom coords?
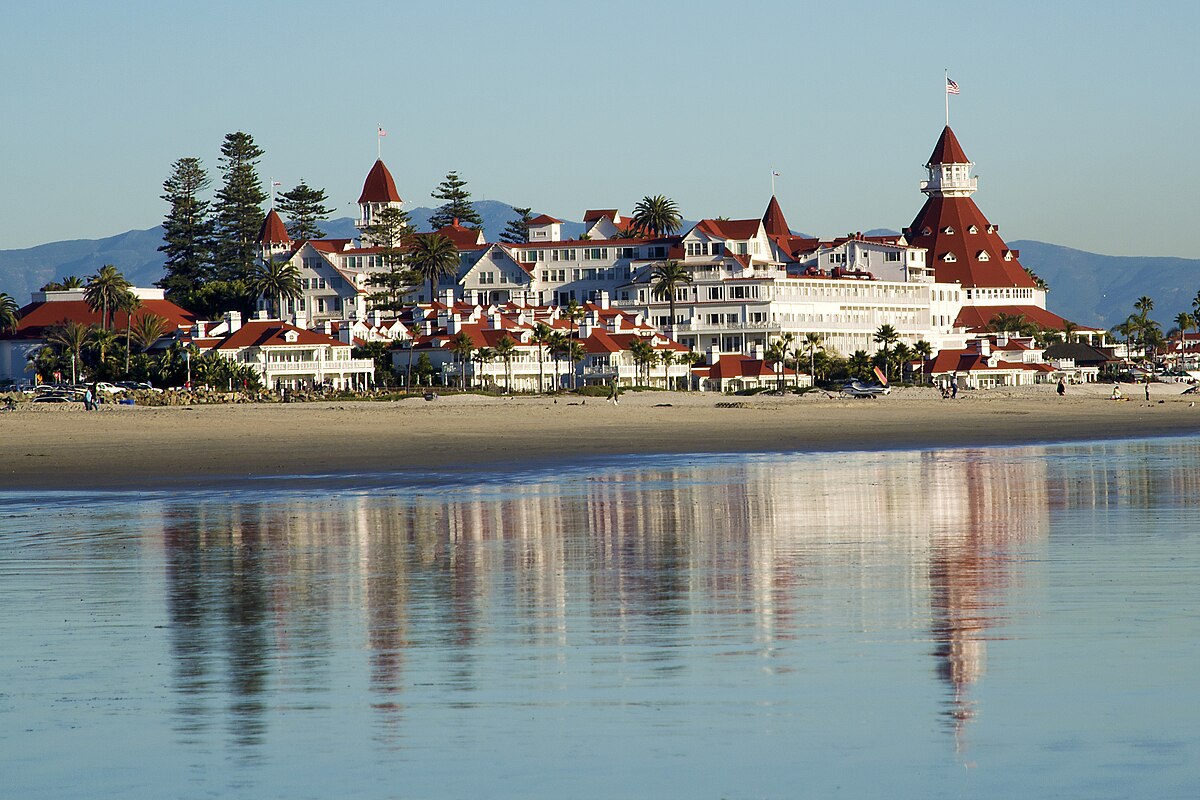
left=906, top=196, right=1035, bottom=289
left=928, top=126, right=970, bottom=165
left=309, top=239, right=354, bottom=253
left=583, top=209, right=618, bottom=222
left=695, top=219, right=761, bottom=241
left=259, top=209, right=292, bottom=245
left=528, top=214, right=562, bottom=225
left=214, top=321, right=345, bottom=351
left=953, top=304, right=1077, bottom=332
left=358, top=159, right=402, bottom=204
left=9, top=296, right=197, bottom=340
left=435, top=222, right=485, bottom=249
left=707, top=354, right=793, bottom=380
left=762, top=196, right=791, bottom=239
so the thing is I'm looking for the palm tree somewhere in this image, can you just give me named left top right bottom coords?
left=678, top=351, right=702, bottom=391
left=632, top=195, right=682, bottom=237
left=47, top=321, right=92, bottom=384
left=130, top=313, right=170, bottom=353
left=450, top=332, right=474, bottom=389
left=116, top=290, right=141, bottom=375
left=409, top=233, right=460, bottom=303
left=802, top=332, right=823, bottom=385
left=566, top=340, right=586, bottom=389
left=84, top=265, right=132, bottom=330
left=650, top=260, right=692, bottom=338
left=566, top=299, right=585, bottom=339
left=88, top=327, right=120, bottom=376
left=629, top=338, right=656, bottom=386
left=494, top=335, right=517, bottom=393
left=892, top=342, right=913, bottom=382
left=531, top=322, right=555, bottom=393
left=403, top=320, right=423, bottom=391
left=987, top=312, right=1028, bottom=335
left=474, top=346, right=496, bottom=390
left=848, top=349, right=872, bottom=381
left=766, top=339, right=788, bottom=390
left=0, top=291, right=19, bottom=333
left=912, top=339, right=934, bottom=384
left=250, top=258, right=302, bottom=318
left=660, top=350, right=677, bottom=389
left=1174, top=312, right=1194, bottom=343
left=873, top=324, right=900, bottom=381
left=546, top=330, right=569, bottom=390
left=1135, top=295, right=1154, bottom=318
left=1060, top=320, right=1079, bottom=345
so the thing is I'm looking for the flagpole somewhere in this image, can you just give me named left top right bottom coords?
left=944, top=69, right=949, bottom=126
left=377, top=126, right=382, bottom=159
left=771, top=170, right=776, bottom=196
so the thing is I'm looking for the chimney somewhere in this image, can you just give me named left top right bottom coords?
left=978, top=337, right=991, bottom=357
left=441, top=288, right=455, bottom=307
left=322, top=320, right=335, bottom=335
left=996, top=332, right=1008, bottom=348
left=194, top=320, right=207, bottom=339
left=255, top=309, right=269, bottom=321
left=464, top=289, right=478, bottom=306
left=707, top=345, right=720, bottom=366
left=224, top=310, right=242, bottom=333
left=448, top=313, right=462, bottom=334
left=598, top=291, right=610, bottom=309
left=751, top=343, right=764, bottom=361
left=489, top=310, right=503, bottom=330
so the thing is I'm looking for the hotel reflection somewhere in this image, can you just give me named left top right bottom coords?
left=155, top=443, right=1200, bottom=750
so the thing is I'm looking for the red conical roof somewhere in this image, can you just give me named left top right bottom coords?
left=762, top=195, right=791, bottom=239
left=906, top=195, right=1034, bottom=289
left=258, top=208, right=292, bottom=245
left=928, top=126, right=970, bottom=166
left=358, top=159, right=402, bottom=204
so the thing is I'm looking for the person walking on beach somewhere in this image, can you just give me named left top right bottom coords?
left=1145, top=381, right=1151, bottom=401
left=83, top=386, right=95, bottom=411
left=950, top=381, right=958, bottom=399
left=1057, top=378, right=1066, bottom=397
left=607, top=381, right=620, bottom=405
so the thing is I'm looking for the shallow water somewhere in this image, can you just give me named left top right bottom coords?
left=2, top=439, right=1199, bottom=799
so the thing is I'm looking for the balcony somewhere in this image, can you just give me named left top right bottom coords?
left=262, top=359, right=376, bottom=374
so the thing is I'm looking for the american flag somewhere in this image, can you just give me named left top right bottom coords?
left=378, top=127, right=387, bottom=137
left=946, top=77, right=960, bottom=95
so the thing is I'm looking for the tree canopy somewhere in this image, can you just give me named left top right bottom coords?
left=276, top=180, right=335, bottom=241
left=429, top=171, right=482, bottom=229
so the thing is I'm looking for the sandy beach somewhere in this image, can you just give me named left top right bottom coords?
left=2, top=383, right=1198, bottom=491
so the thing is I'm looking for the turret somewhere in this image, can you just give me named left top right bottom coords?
left=355, top=159, right=404, bottom=234
left=920, top=126, right=978, bottom=198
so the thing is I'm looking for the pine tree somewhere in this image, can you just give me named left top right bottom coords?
left=500, top=206, right=533, bottom=244
left=276, top=179, right=335, bottom=241
left=157, top=157, right=214, bottom=298
left=212, top=132, right=267, bottom=282
left=364, top=206, right=418, bottom=314
left=429, top=171, right=483, bottom=229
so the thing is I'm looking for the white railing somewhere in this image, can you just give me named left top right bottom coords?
left=264, top=359, right=376, bottom=373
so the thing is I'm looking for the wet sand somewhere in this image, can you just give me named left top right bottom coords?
left=2, top=384, right=1198, bottom=491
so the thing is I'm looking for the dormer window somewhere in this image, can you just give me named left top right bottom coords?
left=942, top=226, right=955, bottom=235
left=967, top=225, right=979, bottom=234
left=1003, top=251, right=1014, bottom=261
left=284, top=330, right=299, bottom=343
left=987, top=225, right=997, bottom=234
left=941, top=253, right=957, bottom=263
left=921, top=227, right=932, bottom=236
left=977, top=251, right=990, bottom=261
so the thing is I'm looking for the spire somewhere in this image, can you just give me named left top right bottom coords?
left=762, top=195, right=791, bottom=239
left=258, top=208, right=291, bottom=246
left=921, top=126, right=977, bottom=198
left=927, top=126, right=970, bottom=167
left=358, top=159, right=402, bottom=204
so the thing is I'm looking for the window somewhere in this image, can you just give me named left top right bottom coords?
left=708, top=287, right=723, bottom=300
left=942, top=253, right=957, bottom=262
left=886, top=251, right=901, bottom=262
left=943, top=226, right=955, bottom=234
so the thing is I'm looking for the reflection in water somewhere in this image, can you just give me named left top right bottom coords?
left=6, top=438, right=1200, bottom=797
left=149, top=444, right=1111, bottom=755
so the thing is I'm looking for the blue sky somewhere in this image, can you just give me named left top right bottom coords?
left=4, top=0, right=1197, bottom=256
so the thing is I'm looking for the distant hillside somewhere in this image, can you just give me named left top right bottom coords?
left=5, top=214, right=1195, bottom=332
left=1012, top=241, right=1200, bottom=331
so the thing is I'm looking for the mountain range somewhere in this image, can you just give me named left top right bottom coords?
left=2, top=201, right=1194, bottom=332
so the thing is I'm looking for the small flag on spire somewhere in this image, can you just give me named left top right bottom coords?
left=271, top=181, right=282, bottom=187
left=772, top=171, right=780, bottom=176
left=378, top=127, right=387, bottom=137
left=946, top=77, right=960, bottom=95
